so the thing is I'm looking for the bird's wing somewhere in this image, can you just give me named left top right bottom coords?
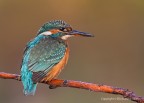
left=24, top=37, right=66, bottom=83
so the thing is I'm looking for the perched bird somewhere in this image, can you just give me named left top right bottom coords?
left=21, top=20, right=93, bottom=95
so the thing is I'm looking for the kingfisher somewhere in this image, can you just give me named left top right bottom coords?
left=21, top=20, right=93, bottom=95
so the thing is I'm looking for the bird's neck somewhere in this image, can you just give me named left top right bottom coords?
left=63, top=40, right=69, bottom=47
left=27, top=35, right=45, bottom=48
left=57, top=38, right=69, bottom=48
left=28, top=34, right=69, bottom=49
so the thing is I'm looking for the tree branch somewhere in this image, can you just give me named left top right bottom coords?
left=0, top=72, right=143, bottom=103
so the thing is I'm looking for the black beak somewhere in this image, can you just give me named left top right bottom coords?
left=69, top=30, right=94, bottom=37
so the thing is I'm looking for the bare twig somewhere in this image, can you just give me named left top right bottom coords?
left=0, top=72, right=143, bottom=103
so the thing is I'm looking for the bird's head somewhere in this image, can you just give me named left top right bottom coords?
left=37, top=20, right=93, bottom=40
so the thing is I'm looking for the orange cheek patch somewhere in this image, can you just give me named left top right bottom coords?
left=49, top=29, right=61, bottom=34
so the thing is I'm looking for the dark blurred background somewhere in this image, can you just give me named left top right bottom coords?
left=0, top=0, right=143, bottom=103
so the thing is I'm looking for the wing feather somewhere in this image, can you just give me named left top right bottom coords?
left=24, top=37, right=66, bottom=83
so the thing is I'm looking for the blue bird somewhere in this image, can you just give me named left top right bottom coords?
left=20, top=20, right=93, bottom=95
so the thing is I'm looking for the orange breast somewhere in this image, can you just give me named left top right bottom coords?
left=42, top=47, right=70, bottom=82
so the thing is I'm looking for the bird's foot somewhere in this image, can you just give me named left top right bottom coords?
left=49, top=85, right=57, bottom=89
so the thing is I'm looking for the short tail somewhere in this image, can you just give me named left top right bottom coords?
left=21, top=70, right=37, bottom=96
left=23, top=83, right=37, bottom=96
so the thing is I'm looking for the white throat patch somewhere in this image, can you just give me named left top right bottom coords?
left=61, top=35, right=73, bottom=40
left=40, top=31, right=52, bottom=35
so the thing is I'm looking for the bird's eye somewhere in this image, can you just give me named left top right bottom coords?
left=59, top=27, right=65, bottom=31
left=59, top=27, right=72, bottom=32
left=63, top=28, right=67, bottom=32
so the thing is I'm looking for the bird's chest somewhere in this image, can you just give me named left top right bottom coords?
left=41, top=47, right=69, bottom=82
